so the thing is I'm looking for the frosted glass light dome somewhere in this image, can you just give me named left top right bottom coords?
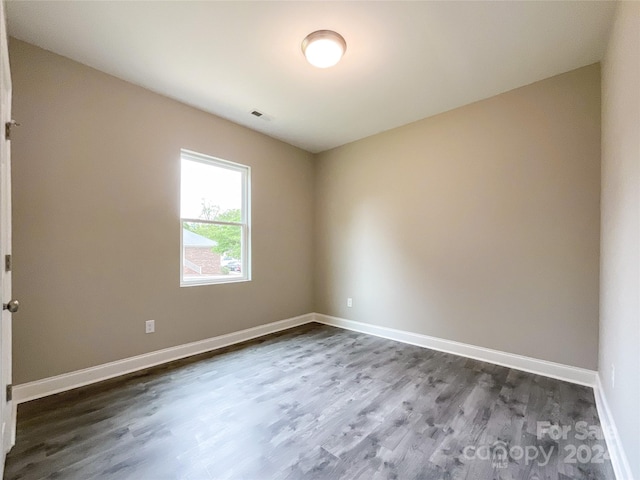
left=302, top=30, right=346, bottom=68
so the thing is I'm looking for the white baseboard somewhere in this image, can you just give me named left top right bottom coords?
left=14, top=313, right=315, bottom=404
left=15, top=312, right=599, bottom=402
left=594, top=374, right=634, bottom=480
left=313, top=313, right=598, bottom=387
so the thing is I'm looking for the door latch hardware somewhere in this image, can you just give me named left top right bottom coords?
left=5, top=120, right=20, bottom=140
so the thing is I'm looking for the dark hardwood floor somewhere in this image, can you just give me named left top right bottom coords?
left=5, top=323, right=615, bottom=480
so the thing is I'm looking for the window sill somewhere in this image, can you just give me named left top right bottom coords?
left=180, top=277, right=251, bottom=287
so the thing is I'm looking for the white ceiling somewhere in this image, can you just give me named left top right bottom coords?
left=6, top=1, right=616, bottom=153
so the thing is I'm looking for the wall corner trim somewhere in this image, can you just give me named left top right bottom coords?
left=593, top=374, right=634, bottom=480
left=313, top=313, right=598, bottom=387
left=13, top=313, right=315, bottom=404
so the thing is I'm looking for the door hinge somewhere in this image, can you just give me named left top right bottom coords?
left=5, top=120, right=20, bottom=141
left=6, top=384, right=11, bottom=402
left=4, top=254, right=10, bottom=272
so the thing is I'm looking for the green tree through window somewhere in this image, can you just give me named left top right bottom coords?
left=184, top=201, right=242, bottom=259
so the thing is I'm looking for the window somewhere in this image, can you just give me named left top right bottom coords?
left=180, top=149, right=250, bottom=286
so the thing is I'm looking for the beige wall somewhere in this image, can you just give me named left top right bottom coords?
left=315, top=64, right=601, bottom=369
left=10, top=38, right=605, bottom=386
left=9, top=40, right=315, bottom=384
left=600, top=2, right=640, bottom=476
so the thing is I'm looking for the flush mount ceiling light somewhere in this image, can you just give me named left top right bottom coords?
left=301, top=30, right=347, bottom=68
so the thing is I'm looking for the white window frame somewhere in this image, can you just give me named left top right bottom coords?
left=180, top=149, right=251, bottom=287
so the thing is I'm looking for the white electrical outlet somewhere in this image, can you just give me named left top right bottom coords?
left=611, top=364, right=615, bottom=389
left=347, top=298, right=353, bottom=308
left=145, top=320, right=155, bottom=334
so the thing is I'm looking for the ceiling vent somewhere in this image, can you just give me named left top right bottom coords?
left=250, top=110, right=272, bottom=122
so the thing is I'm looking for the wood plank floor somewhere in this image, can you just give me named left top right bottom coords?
left=5, top=323, right=615, bottom=480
